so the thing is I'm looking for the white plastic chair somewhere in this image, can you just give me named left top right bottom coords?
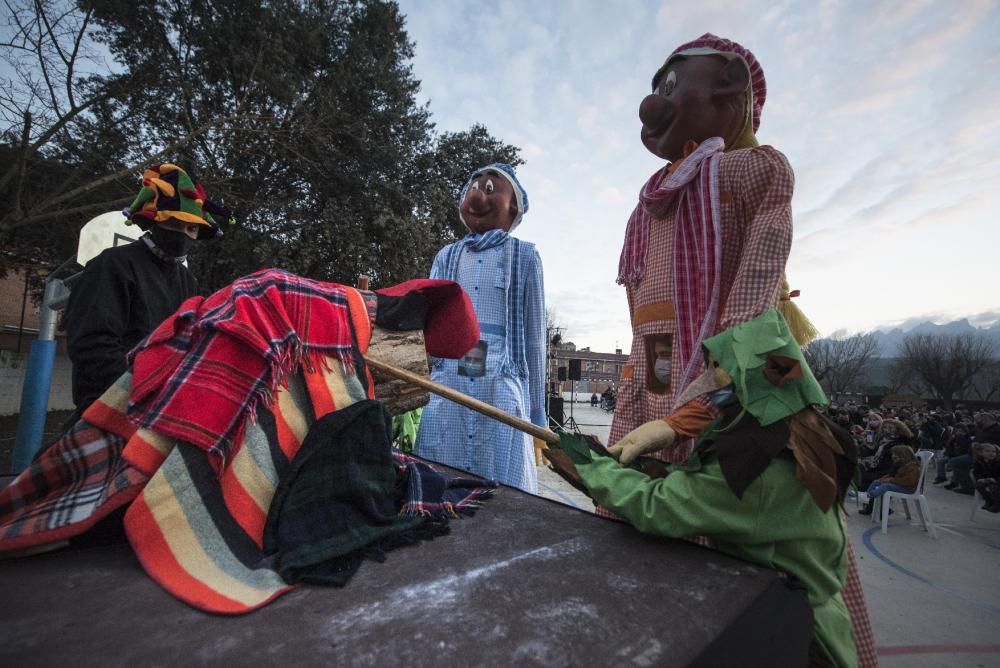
left=872, top=450, right=938, bottom=538
left=971, top=487, right=984, bottom=521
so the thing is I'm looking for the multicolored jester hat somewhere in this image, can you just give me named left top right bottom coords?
left=122, top=163, right=235, bottom=239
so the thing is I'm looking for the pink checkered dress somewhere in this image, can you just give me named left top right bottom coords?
left=609, top=145, right=792, bottom=455
left=604, top=145, right=878, bottom=666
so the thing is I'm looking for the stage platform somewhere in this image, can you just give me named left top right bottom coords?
left=0, top=474, right=811, bottom=666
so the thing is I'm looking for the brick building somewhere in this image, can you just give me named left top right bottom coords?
left=0, top=269, right=74, bottom=415
left=550, top=343, right=628, bottom=395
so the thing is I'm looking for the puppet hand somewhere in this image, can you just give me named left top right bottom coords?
left=607, top=420, right=676, bottom=465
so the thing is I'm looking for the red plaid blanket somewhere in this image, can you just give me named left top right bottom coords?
left=128, top=269, right=372, bottom=474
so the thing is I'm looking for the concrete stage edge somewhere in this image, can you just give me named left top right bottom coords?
left=0, top=475, right=811, bottom=666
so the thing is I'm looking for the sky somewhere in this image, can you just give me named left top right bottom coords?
left=397, top=0, right=1000, bottom=352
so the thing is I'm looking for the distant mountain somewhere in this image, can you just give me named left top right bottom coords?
left=868, top=319, right=1000, bottom=358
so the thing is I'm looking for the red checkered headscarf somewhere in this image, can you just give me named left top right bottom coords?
left=654, top=33, right=766, bottom=133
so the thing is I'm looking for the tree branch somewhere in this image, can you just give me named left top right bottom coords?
left=11, top=110, right=31, bottom=218
left=1, top=196, right=131, bottom=227
left=0, top=91, right=106, bottom=191
left=0, top=113, right=245, bottom=232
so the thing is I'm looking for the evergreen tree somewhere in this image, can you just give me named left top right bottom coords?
left=1, top=0, right=521, bottom=290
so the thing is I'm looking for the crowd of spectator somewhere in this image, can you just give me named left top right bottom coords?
left=823, top=402, right=1000, bottom=514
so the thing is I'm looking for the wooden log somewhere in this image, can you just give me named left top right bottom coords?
left=367, top=326, right=430, bottom=415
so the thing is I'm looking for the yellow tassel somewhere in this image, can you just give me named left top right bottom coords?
left=778, top=273, right=819, bottom=347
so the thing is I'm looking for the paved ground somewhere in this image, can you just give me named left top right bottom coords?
left=535, top=403, right=1000, bottom=667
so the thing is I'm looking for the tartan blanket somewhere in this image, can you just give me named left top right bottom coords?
left=128, top=269, right=372, bottom=474
left=264, top=399, right=496, bottom=586
left=0, top=373, right=147, bottom=553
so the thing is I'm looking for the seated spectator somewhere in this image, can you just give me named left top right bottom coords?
left=863, top=412, right=883, bottom=448
left=858, top=419, right=913, bottom=488
left=859, top=446, right=920, bottom=515
left=944, top=424, right=975, bottom=494
left=974, top=411, right=1000, bottom=444
left=932, top=423, right=955, bottom=484
left=972, top=442, right=1000, bottom=513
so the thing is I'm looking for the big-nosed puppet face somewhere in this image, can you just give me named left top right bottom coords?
left=639, top=55, right=749, bottom=162
left=460, top=169, right=517, bottom=234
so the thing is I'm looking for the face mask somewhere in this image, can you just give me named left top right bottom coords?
left=150, top=224, right=194, bottom=258
left=709, top=385, right=736, bottom=407
left=653, top=358, right=672, bottom=384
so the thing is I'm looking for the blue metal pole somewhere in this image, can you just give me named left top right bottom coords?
left=11, top=276, right=70, bottom=473
left=12, top=339, right=57, bottom=472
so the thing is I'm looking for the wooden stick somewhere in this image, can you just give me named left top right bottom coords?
left=364, top=355, right=559, bottom=445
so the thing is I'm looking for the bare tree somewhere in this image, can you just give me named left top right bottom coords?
left=1, top=0, right=130, bottom=232
left=898, top=333, right=997, bottom=409
left=968, top=360, right=1000, bottom=402
left=803, top=332, right=881, bottom=402
left=886, top=359, right=917, bottom=395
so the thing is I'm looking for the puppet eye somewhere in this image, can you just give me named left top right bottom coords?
left=661, top=70, right=676, bottom=96
left=469, top=181, right=480, bottom=190
left=485, top=178, right=494, bottom=194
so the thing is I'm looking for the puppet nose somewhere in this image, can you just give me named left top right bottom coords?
left=463, top=188, right=489, bottom=214
left=639, top=94, right=673, bottom=133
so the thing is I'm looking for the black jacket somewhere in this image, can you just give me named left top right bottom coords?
left=64, top=239, right=197, bottom=412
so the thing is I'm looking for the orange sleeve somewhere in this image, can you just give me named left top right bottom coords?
left=664, top=400, right=717, bottom=439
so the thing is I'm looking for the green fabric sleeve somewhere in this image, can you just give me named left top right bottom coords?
left=576, top=456, right=760, bottom=541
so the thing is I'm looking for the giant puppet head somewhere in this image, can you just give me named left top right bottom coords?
left=639, top=34, right=766, bottom=162
left=457, top=163, right=529, bottom=234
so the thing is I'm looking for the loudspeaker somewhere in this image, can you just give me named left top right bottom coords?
left=548, top=396, right=565, bottom=426
left=557, top=366, right=567, bottom=381
left=568, top=358, right=582, bottom=380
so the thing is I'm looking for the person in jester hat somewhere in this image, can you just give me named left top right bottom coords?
left=64, top=163, right=234, bottom=417
left=545, top=310, right=859, bottom=667
left=415, top=163, right=546, bottom=493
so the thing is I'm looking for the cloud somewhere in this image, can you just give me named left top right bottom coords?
left=969, top=310, right=1000, bottom=328
left=547, top=281, right=631, bottom=352
left=904, top=193, right=995, bottom=229
left=873, top=308, right=1000, bottom=332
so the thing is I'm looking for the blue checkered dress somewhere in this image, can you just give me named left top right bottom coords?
left=415, top=237, right=545, bottom=493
